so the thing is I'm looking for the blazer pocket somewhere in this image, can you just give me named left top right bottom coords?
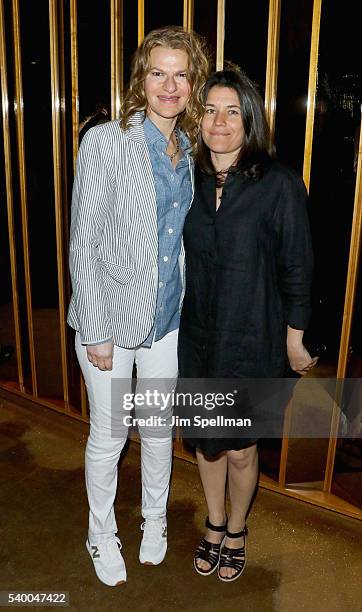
left=102, top=260, right=135, bottom=284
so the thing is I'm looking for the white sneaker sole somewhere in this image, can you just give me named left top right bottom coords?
left=139, top=542, right=167, bottom=565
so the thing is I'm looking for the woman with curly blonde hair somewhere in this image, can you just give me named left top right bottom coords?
left=68, top=26, right=209, bottom=587
left=121, top=26, right=208, bottom=150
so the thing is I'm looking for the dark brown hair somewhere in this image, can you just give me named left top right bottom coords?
left=120, top=26, right=210, bottom=150
left=197, top=67, right=274, bottom=181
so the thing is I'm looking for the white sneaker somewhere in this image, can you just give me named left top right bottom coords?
left=139, top=518, right=167, bottom=565
left=86, top=536, right=127, bottom=586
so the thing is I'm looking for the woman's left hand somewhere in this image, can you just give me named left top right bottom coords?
left=287, top=343, right=319, bottom=375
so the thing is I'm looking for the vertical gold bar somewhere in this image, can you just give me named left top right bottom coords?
left=69, top=0, right=87, bottom=416
left=278, top=400, right=292, bottom=487
left=111, top=0, right=123, bottom=121
left=324, top=118, right=362, bottom=492
left=264, top=0, right=281, bottom=144
left=12, top=0, right=37, bottom=396
left=183, top=0, right=194, bottom=31
left=49, top=0, right=70, bottom=407
left=80, top=375, right=88, bottom=417
left=183, top=0, right=188, bottom=30
left=0, top=0, right=24, bottom=390
left=58, top=1, right=67, bottom=183
left=138, top=0, right=144, bottom=45
left=302, top=0, right=322, bottom=192
left=265, top=0, right=285, bottom=486
left=70, top=0, right=79, bottom=175
left=216, top=0, right=225, bottom=71
left=189, top=0, right=194, bottom=31
left=188, top=0, right=194, bottom=31
left=58, top=0, right=71, bottom=301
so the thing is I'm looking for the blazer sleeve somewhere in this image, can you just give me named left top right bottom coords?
left=273, top=171, right=314, bottom=330
left=69, top=127, right=113, bottom=344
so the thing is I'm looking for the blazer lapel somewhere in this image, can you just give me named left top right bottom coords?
left=125, top=114, right=158, bottom=263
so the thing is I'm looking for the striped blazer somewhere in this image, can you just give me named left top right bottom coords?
left=67, top=113, right=194, bottom=347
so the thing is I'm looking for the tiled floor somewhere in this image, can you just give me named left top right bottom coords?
left=0, top=395, right=361, bottom=612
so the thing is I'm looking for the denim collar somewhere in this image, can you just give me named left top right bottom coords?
left=143, top=115, right=190, bottom=154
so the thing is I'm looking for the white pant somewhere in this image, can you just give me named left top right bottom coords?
left=75, top=330, right=178, bottom=541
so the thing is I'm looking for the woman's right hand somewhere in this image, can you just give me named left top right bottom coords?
left=86, top=341, right=114, bottom=371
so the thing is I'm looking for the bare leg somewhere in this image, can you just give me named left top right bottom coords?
left=220, top=444, right=258, bottom=579
left=195, top=448, right=228, bottom=571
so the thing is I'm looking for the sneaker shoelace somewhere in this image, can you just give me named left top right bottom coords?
left=141, top=520, right=165, bottom=543
left=97, top=537, right=122, bottom=561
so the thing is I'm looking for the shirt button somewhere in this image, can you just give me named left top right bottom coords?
left=159, top=281, right=164, bottom=288
left=168, top=228, right=173, bottom=234
left=173, top=202, right=179, bottom=208
left=163, top=256, right=169, bottom=262
left=160, top=305, right=164, bottom=311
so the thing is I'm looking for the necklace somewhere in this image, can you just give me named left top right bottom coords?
left=216, top=169, right=229, bottom=197
left=168, top=128, right=180, bottom=162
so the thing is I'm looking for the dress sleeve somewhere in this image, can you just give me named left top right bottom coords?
left=68, top=127, right=113, bottom=344
left=273, top=171, right=314, bottom=330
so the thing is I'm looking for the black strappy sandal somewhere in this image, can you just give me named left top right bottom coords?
left=218, top=525, right=248, bottom=582
left=194, top=517, right=227, bottom=576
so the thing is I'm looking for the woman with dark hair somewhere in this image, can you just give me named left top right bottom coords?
left=68, top=26, right=209, bottom=587
left=178, top=68, right=317, bottom=582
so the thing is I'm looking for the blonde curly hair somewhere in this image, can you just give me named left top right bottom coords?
left=120, top=26, right=210, bottom=150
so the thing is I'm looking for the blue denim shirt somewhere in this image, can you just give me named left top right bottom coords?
left=142, top=116, right=193, bottom=347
